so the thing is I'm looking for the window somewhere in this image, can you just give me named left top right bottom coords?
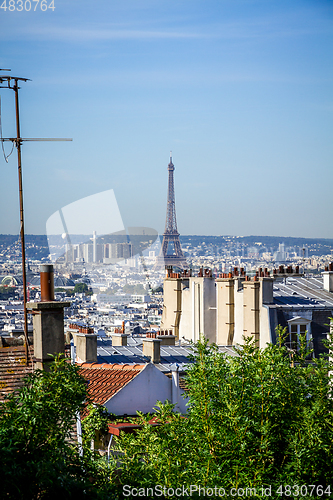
left=287, top=317, right=312, bottom=355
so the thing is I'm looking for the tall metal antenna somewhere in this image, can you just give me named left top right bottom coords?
left=0, top=71, right=72, bottom=365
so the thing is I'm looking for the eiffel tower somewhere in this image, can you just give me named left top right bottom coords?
left=157, top=153, right=187, bottom=270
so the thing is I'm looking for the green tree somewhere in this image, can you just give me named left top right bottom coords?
left=0, top=285, right=17, bottom=298
left=0, top=356, right=110, bottom=500
left=111, top=330, right=333, bottom=498
left=74, top=282, right=89, bottom=294
left=81, top=403, right=110, bottom=448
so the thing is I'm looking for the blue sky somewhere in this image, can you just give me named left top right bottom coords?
left=0, top=0, right=332, bottom=237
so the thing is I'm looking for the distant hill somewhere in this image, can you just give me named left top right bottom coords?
left=180, top=235, right=333, bottom=247
left=179, top=235, right=333, bottom=257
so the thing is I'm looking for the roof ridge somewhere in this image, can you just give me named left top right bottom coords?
left=78, top=362, right=146, bottom=371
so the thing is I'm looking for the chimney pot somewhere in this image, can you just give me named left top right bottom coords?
left=40, top=264, right=54, bottom=302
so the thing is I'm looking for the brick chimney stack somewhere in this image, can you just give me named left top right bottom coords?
left=26, top=265, right=70, bottom=370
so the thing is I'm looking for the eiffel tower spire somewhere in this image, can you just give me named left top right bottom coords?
left=157, top=153, right=187, bottom=270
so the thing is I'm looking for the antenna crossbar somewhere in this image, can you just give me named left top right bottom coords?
left=1, top=138, right=72, bottom=142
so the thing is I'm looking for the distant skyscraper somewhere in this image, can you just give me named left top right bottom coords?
left=157, top=153, right=187, bottom=270
left=92, top=230, right=97, bottom=263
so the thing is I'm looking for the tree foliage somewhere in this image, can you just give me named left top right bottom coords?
left=2, top=331, right=333, bottom=499
left=81, top=403, right=110, bottom=447
left=0, top=356, right=110, bottom=500
left=74, top=282, right=89, bottom=294
left=111, top=329, right=333, bottom=498
left=0, top=285, right=17, bottom=298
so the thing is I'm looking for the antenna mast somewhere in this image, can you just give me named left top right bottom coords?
left=0, top=70, right=72, bottom=365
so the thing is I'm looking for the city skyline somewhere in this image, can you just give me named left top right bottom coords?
left=0, top=0, right=332, bottom=238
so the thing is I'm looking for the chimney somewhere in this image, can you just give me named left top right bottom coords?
left=143, top=338, right=161, bottom=363
left=157, top=333, right=176, bottom=346
left=75, top=332, right=97, bottom=363
left=26, top=264, right=70, bottom=370
left=323, top=263, right=333, bottom=292
left=259, top=277, right=274, bottom=305
left=242, top=279, right=260, bottom=347
left=112, top=333, right=129, bottom=346
left=216, top=276, right=235, bottom=345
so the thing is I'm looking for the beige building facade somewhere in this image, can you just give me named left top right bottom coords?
left=160, top=267, right=333, bottom=353
left=161, top=272, right=273, bottom=348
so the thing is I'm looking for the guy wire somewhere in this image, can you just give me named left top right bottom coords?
left=0, top=96, right=15, bottom=163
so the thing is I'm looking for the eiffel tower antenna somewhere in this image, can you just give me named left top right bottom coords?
left=157, top=153, right=187, bottom=270
left=0, top=71, right=72, bottom=365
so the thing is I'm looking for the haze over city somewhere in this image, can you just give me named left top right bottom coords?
left=0, top=0, right=332, bottom=238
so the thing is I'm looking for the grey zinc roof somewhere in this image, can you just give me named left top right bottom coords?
left=273, top=277, right=333, bottom=309
left=28, top=274, right=74, bottom=287
left=96, top=337, right=237, bottom=372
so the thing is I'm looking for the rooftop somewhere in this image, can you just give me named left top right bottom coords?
left=0, top=345, right=33, bottom=402
left=95, top=338, right=237, bottom=372
left=273, top=276, right=333, bottom=308
left=78, top=363, right=145, bottom=405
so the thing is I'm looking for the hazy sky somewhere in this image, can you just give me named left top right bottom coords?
left=0, top=0, right=332, bottom=238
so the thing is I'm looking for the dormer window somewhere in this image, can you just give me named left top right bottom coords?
left=287, top=317, right=312, bottom=355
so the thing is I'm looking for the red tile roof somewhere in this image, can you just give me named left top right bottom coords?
left=0, top=344, right=73, bottom=402
left=78, top=363, right=145, bottom=406
left=107, top=418, right=161, bottom=436
left=0, top=346, right=34, bottom=402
